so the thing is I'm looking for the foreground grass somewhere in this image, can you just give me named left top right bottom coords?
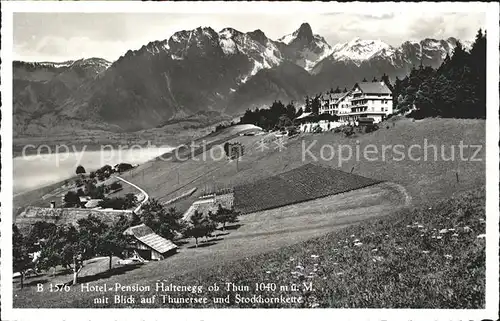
left=140, top=187, right=484, bottom=309
left=14, top=187, right=484, bottom=308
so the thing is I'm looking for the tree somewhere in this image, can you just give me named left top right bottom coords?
left=13, top=225, right=32, bottom=289
left=110, top=181, right=123, bottom=191
left=304, top=95, right=312, bottom=113
left=85, top=181, right=105, bottom=199
left=209, top=205, right=240, bottom=231
left=76, top=165, right=86, bottom=175
left=27, top=221, right=57, bottom=251
left=141, top=199, right=185, bottom=240
left=116, top=163, right=133, bottom=173
left=333, top=86, right=341, bottom=93
left=372, top=76, right=378, bottom=82
left=285, top=102, right=296, bottom=120
left=381, top=73, right=392, bottom=91
left=277, top=115, right=293, bottom=130
left=362, top=77, right=368, bottom=82
left=311, top=95, right=321, bottom=115
left=37, top=223, right=85, bottom=285
left=124, top=193, right=137, bottom=209
left=98, top=227, right=127, bottom=271
left=185, top=211, right=209, bottom=248
left=343, top=87, right=348, bottom=93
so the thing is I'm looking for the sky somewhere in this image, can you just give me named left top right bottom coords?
left=13, top=12, right=485, bottom=63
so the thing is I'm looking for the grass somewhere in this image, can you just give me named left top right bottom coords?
left=13, top=187, right=485, bottom=308
left=114, top=117, right=484, bottom=215
left=13, top=183, right=405, bottom=308
left=126, top=188, right=486, bottom=308
left=12, top=118, right=486, bottom=308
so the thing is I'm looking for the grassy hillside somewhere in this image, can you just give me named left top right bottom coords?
left=153, top=187, right=485, bottom=308
left=14, top=183, right=405, bottom=308
left=14, top=186, right=485, bottom=308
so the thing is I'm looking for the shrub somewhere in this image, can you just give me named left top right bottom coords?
left=365, top=124, right=379, bottom=133
left=76, top=165, right=86, bottom=175
left=343, top=126, right=355, bottom=137
left=110, top=181, right=123, bottom=191
left=287, top=126, right=299, bottom=137
left=312, top=125, right=323, bottom=133
left=116, top=163, right=133, bottom=173
left=63, top=191, right=80, bottom=208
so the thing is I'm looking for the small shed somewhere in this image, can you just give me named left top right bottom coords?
left=123, top=224, right=178, bottom=261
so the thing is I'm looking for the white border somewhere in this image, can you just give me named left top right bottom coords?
left=1, top=2, right=499, bottom=321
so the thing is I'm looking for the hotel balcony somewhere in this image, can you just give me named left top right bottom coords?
left=349, top=106, right=389, bottom=115
left=351, top=95, right=391, bottom=101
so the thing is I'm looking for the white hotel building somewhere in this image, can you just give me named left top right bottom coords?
left=348, top=82, right=393, bottom=123
left=298, top=81, right=393, bottom=132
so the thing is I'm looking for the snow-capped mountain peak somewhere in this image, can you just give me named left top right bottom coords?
left=331, top=38, right=397, bottom=64
left=278, top=23, right=333, bottom=72
left=278, top=22, right=314, bottom=45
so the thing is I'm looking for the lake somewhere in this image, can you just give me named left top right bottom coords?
left=13, top=146, right=173, bottom=195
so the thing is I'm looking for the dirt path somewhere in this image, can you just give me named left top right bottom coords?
left=115, top=176, right=149, bottom=213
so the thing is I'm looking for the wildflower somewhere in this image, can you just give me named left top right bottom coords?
left=266, top=271, right=271, bottom=274
left=313, top=268, right=318, bottom=272
left=452, top=233, right=459, bottom=237
left=333, top=262, right=338, bottom=265
left=448, top=228, right=455, bottom=231
left=463, top=226, right=472, bottom=232
left=296, top=265, right=304, bottom=270
left=311, top=254, right=319, bottom=258
left=476, top=234, right=486, bottom=239
left=371, top=248, right=378, bottom=252
left=420, top=234, right=424, bottom=237
left=307, top=275, right=314, bottom=279
left=439, top=229, right=448, bottom=234
left=290, top=257, right=295, bottom=261
left=313, top=263, right=318, bottom=266
left=397, top=247, right=403, bottom=250
left=353, top=239, right=360, bottom=243
left=444, top=254, right=453, bottom=259
left=310, top=302, right=320, bottom=308
left=436, top=236, right=442, bottom=240
left=422, top=250, right=430, bottom=254
left=417, top=225, right=424, bottom=228
left=336, top=272, right=344, bottom=275
left=351, top=234, right=355, bottom=238
left=354, top=242, right=363, bottom=246
left=428, top=207, right=432, bottom=210
left=431, top=236, right=436, bottom=239
left=406, top=225, right=412, bottom=228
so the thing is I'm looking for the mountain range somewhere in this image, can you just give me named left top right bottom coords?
left=13, top=22, right=470, bottom=136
